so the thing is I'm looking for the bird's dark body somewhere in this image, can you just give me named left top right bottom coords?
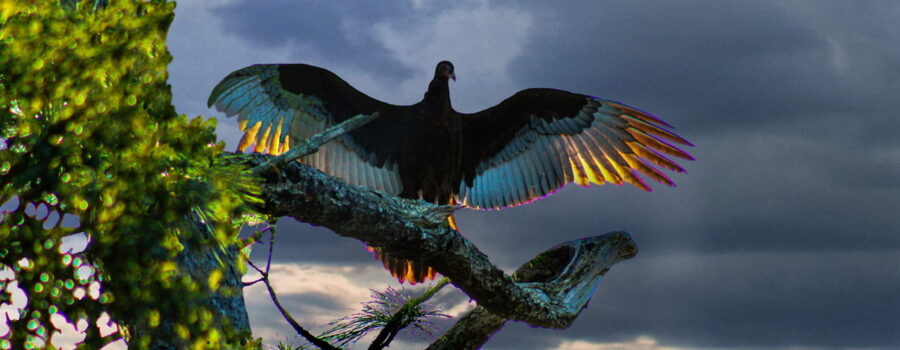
left=209, top=60, right=693, bottom=283
left=277, top=63, right=467, bottom=204
left=413, top=78, right=463, bottom=204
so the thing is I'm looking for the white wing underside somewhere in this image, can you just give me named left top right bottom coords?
left=302, top=140, right=403, bottom=196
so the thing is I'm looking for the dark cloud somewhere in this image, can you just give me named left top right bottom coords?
left=211, top=0, right=464, bottom=83
left=481, top=250, right=900, bottom=350
left=590, top=251, right=900, bottom=349
left=212, top=0, right=400, bottom=77
left=505, top=1, right=900, bottom=136
left=244, top=219, right=378, bottom=265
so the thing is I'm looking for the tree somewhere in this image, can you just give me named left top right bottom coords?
left=0, top=1, right=637, bottom=348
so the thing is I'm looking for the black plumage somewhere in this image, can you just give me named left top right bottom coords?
left=209, top=61, right=694, bottom=283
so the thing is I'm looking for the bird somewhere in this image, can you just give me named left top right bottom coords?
left=208, top=61, right=693, bottom=284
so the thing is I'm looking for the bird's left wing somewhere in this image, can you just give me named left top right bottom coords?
left=457, top=88, right=693, bottom=209
left=208, top=64, right=418, bottom=195
left=210, top=64, right=438, bottom=284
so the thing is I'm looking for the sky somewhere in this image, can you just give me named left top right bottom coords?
left=164, top=1, right=900, bottom=349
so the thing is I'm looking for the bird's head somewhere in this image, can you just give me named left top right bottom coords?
left=435, top=61, right=456, bottom=81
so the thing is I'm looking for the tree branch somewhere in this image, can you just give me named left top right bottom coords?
left=236, top=153, right=639, bottom=330
left=426, top=234, right=636, bottom=349
left=427, top=306, right=505, bottom=350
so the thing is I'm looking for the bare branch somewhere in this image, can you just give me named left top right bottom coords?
left=242, top=278, right=264, bottom=287
left=242, top=229, right=339, bottom=350
left=261, top=271, right=339, bottom=350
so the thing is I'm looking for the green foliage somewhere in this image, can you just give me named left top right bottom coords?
left=0, top=1, right=260, bottom=348
left=319, top=282, right=452, bottom=348
left=272, top=339, right=309, bottom=350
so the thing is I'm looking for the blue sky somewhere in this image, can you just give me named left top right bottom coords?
left=167, top=1, right=900, bottom=349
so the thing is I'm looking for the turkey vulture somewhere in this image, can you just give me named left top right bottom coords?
left=209, top=61, right=693, bottom=283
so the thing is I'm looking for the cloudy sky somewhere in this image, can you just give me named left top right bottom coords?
left=166, top=1, right=900, bottom=349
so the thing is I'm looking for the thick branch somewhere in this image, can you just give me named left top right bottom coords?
left=238, top=154, right=638, bottom=329
left=427, top=234, right=636, bottom=349
left=427, top=307, right=504, bottom=350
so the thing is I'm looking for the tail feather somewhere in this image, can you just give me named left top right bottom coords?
left=366, top=214, right=456, bottom=284
left=368, top=246, right=437, bottom=284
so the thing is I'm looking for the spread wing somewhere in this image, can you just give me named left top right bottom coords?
left=208, top=64, right=422, bottom=195
left=457, top=88, right=693, bottom=209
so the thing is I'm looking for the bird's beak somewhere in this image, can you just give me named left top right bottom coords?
left=451, top=73, right=456, bottom=81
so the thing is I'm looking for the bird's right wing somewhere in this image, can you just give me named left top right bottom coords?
left=208, top=64, right=416, bottom=195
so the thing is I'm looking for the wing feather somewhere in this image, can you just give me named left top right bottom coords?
left=606, top=101, right=674, bottom=128
left=529, top=138, right=553, bottom=196
left=584, top=128, right=632, bottom=184
left=622, top=113, right=693, bottom=147
left=209, top=64, right=406, bottom=195
left=537, top=137, right=565, bottom=193
left=569, top=134, right=605, bottom=185
left=458, top=89, right=692, bottom=209
left=511, top=157, right=529, bottom=203
left=254, top=122, right=272, bottom=153
left=220, top=79, right=258, bottom=116
left=238, top=121, right=261, bottom=152
left=520, top=149, right=541, bottom=198
left=631, top=141, right=685, bottom=173
left=234, top=88, right=269, bottom=121
left=626, top=153, right=674, bottom=186
left=626, top=128, right=694, bottom=160
left=577, top=131, right=614, bottom=184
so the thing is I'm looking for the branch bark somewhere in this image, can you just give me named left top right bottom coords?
left=131, top=215, right=252, bottom=349
left=427, top=233, right=636, bottom=349
left=237, top=153, right=639, bottom=330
